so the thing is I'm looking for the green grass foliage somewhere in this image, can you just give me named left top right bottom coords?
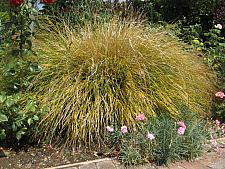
left=31, top=20, right=215, bottom=147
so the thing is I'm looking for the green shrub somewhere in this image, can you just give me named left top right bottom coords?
left=31, top=20, right=215, bottom=147
left=0, top=1, right=44, bottom=147
left=0, top=93, right=45, bottom=147
left=107, top=113, right=209, bottom=166
left=120, top=0, right=221, bottom=28
left=181, top=23, right=225, bottom=120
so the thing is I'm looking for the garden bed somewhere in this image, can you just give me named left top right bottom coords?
left=0, top=138, right=224, bottom=169
left=0, top=144, right=111, bottom=169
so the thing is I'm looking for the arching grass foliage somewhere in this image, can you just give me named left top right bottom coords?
left=31, top=20, right=215, bottom=147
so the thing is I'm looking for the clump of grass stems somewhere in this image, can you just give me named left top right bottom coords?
left=31, top=19, right=215, bottom=147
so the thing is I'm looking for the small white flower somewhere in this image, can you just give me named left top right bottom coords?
left=146, top=132, right=155, bottom=140
left=106, top=126, right=114, bottom=132
left=215, top=24, right=223, bottom=30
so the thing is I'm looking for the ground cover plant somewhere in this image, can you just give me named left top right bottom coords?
left=30, top=19, right=215, bottom=148
left=106, top=111, right=209, bottom=166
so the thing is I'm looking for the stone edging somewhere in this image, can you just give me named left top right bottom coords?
left=45, top=158, right=115, bottom=169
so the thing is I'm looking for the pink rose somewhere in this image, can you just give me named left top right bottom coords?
left=177, top=127, right=186, bottom=135
left=177, top=121, right=186, bottom=129
left=106, top=126, right=114, bottom=132
left=121, top=126, right=128, bottom=133
left=146, top=132, right=155, bottom=140
left=136, top=114, right=145, bottom=121
left=215, top=91, right=225, bottom=98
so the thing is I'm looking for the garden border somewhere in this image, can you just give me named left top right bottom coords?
left=45, top=138, right=225, bottom=169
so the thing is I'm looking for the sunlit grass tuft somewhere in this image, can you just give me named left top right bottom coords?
left=31, top=20, right=216, bottom=147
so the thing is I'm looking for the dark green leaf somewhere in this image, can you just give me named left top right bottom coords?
left=5, top=98, right=14, bottom=107
left=0, top=129, right=6, bottom=140
left=0, top=113, right=8, bottom=122
left=16, top=130, right=25, bottom=140
left=27, top=118, right=33, bottom=125
left=12, top=123, right=17, bottom=132
left=33, top=115, right=39, bottom=121
left=0, top=95, right=6, bottom=103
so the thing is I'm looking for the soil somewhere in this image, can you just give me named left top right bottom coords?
left=0, top=144, right=112, bottom=169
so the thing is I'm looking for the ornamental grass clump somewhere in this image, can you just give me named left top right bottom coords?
left=32, top=20, right=215, bottom=147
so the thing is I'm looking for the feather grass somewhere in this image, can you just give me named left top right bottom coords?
left=31, top=20, right=216, bottom=147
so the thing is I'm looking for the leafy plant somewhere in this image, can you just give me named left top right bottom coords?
left=31, top=20, right=215, bottom=147
left=0, top=93, right=46, bottom=147
left=0, top=0, right=44, bottom=147
left=181, top=23, right=225, bottom=120
left=203, top=26, right=225, bottom=79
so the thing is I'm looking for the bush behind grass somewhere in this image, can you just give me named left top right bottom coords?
left=31, top=20, right=215, bottom=147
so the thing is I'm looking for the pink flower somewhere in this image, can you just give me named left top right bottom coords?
left=215, top=120, right=221, bottom=126
left=136, top=114, right=145, bottom=121
left=177, top=127, right=186, bottom=135
left=106, top=126, right=114, bottom=132
left=121, top=126, right=128, bottom=133
left=177, top=121, right=186, bottom=129
left=47, top=144, right=53, bottom=149
left=215, top=91, right=225, bottom=98
left=146, top=132, right=155, bottom=140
